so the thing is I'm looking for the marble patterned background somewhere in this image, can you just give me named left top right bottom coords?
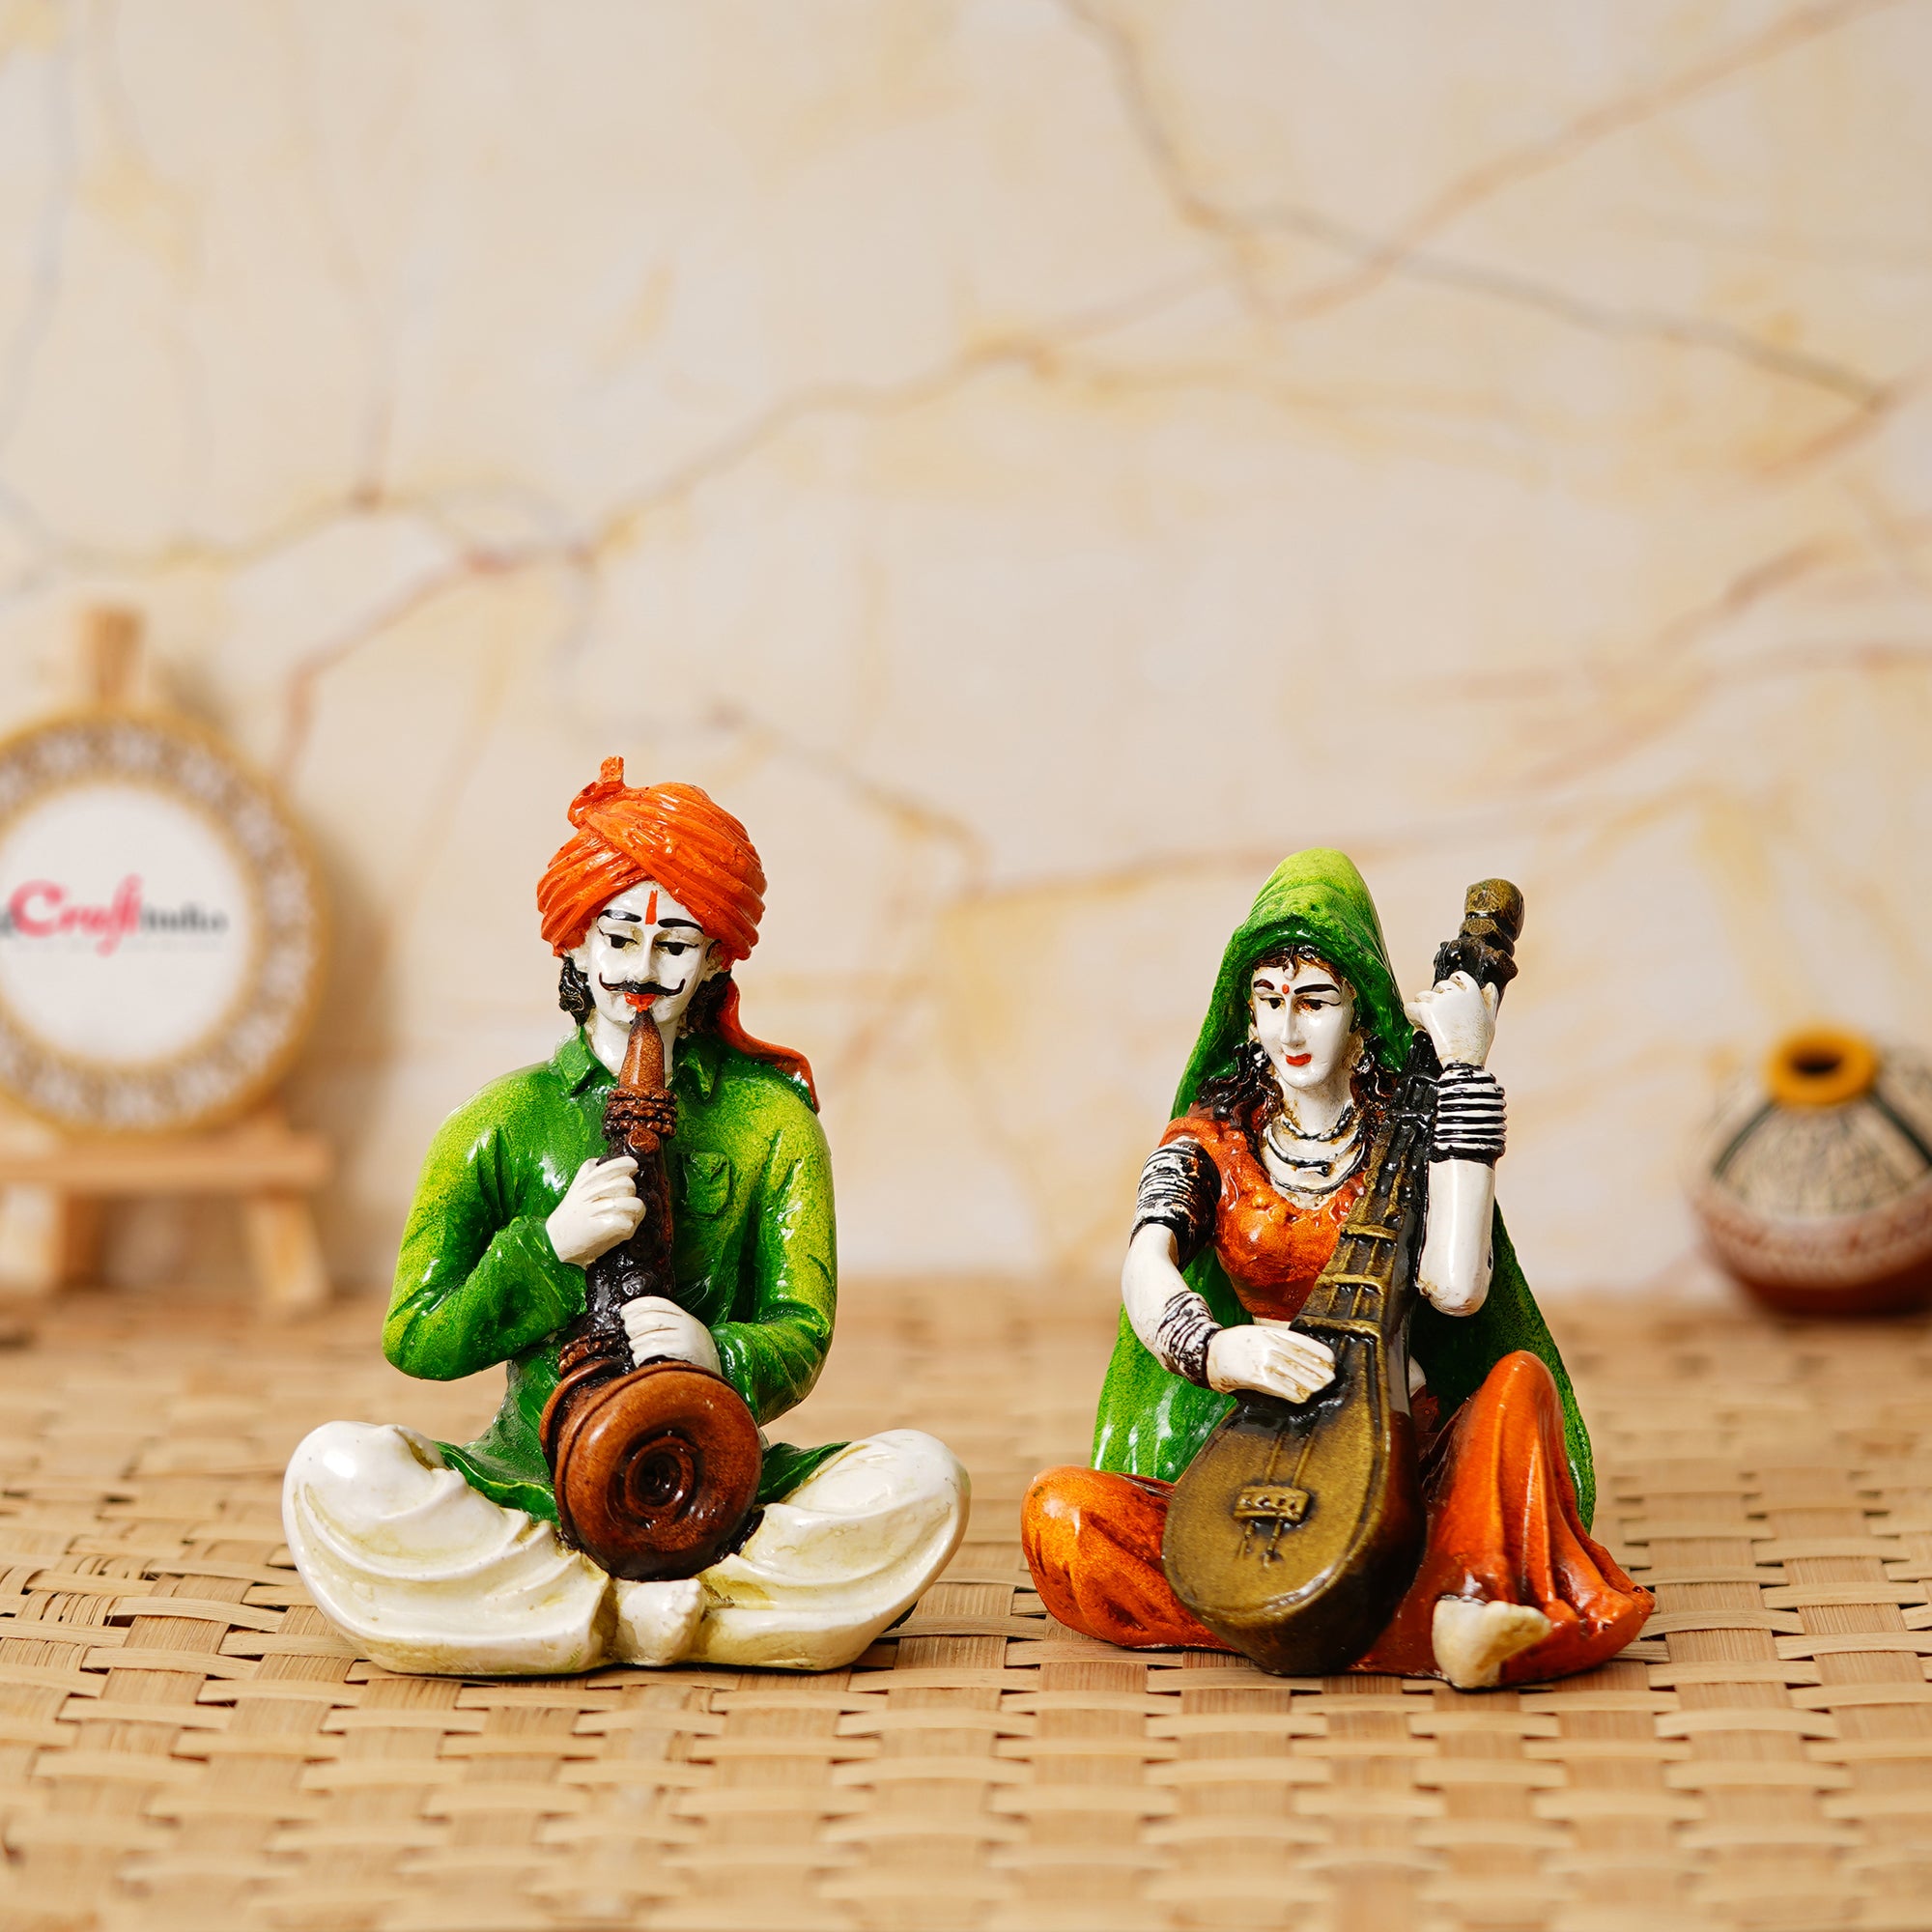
left=0, top=0, right=1927, bottom=1299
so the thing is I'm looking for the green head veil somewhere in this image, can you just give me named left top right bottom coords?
left=1170, top=848, right=1409, bottom=1113
left=1089, top=849, right=1596, bottom=1525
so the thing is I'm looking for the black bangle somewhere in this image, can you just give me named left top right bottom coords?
left=1152, top=1290, right=1217, bottom=1387
left=1132, top=1139, right=1218, bottom=1270
left=1431, top=1063, right=1506, bottom=1166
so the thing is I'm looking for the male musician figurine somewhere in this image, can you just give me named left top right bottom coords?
left=283, top=760, right=968, bottom=1674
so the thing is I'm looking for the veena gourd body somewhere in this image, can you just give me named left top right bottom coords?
left=1022, top=851, right=1651, bottom=1690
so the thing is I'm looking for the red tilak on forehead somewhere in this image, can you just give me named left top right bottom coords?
left=645, top=888, right=659, bottom=925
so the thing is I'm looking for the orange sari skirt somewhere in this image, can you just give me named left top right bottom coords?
left=1022, top=1350, right=1649, bottom=1685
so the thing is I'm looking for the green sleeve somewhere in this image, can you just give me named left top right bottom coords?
left=384, top=1095, right=586, bottom=1382
left=712, top=1111, right=836, bottom=1426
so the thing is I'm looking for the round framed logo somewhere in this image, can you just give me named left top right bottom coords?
left=0, top=714, right=324, bottom=1132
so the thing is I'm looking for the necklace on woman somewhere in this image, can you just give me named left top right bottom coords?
left=1272, top=1100, right=1356, bottom=1147
left=1262, top=1102, right=1365, bottom=1198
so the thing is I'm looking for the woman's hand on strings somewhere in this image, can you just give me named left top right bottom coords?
left=1208, top=1325, right=1337, bottom=1404
left=1405, top=969, right=1499, bottom=1067
left=546, top=1155, right=643, bottom=1266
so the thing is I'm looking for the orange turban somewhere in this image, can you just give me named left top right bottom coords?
left=537, top=758, right=815, bottom=1105
left=539, top=759, right=765, bottom=959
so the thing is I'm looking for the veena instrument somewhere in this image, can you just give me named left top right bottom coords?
left=539, top=1004, right=762, bottom=1581
left=1160, top=879, right=1525, bottom=1675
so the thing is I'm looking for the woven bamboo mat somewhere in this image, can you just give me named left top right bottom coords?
left=0, top=1282, right=1924, bottom=1932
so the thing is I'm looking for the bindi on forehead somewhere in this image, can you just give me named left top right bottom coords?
left=602, top=881, right=682, bottom=923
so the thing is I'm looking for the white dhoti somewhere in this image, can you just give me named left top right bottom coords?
left=283, top=1421, right=969, bottom=1676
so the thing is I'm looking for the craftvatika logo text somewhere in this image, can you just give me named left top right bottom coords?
left=0, top=877, right=230, bottom=955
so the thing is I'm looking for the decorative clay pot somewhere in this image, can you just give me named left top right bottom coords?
left=1691, top=1029, right=1932, bottom=1317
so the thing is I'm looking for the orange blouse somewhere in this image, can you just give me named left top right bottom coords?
left=1158, top=1107, right=1365, bottom=1323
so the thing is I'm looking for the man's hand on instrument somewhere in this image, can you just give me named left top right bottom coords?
left=546, top=1155, right=643, bottom=1266
left=1207, top=1325, right=1337, bottom=1404
left=620, top=1296, right=723, bottom=1376
left=1404, top=969, right=1499, bottom=1067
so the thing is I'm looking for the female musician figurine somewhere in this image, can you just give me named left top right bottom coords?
left=1022, top=850, right=1649, bottom=1690
left=283, top=760, right=967, bottom=1675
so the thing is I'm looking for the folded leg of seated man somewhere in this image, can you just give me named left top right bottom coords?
left=678, top=1429, right=969, bottom=1671
left=285, top=1421, right=616, bottom=1677
left=286, top=1419, right=966, bottom=1676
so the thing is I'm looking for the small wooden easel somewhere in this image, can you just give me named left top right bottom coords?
left=0, top=610, right=331, bottom=1315
left=0, top=1105, right=331, bottom=1314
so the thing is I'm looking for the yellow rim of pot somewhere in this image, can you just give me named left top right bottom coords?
left=1766, top=1028, right=1879, bottom=1109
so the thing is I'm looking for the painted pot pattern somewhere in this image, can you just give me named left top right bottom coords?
left=1692, top=1031, right=1932, bottom=1316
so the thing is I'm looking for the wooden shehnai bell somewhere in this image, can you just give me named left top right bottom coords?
left=539, top=1009, right=761, bottom=1581
left=1160, top=880, right=1525, bottom=1675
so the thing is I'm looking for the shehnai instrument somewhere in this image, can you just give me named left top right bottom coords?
left=539, top=1007, right=761, bottom=1581
left=1160, top=879, right=1525, bottom=1675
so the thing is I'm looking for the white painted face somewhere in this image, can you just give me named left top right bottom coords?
left=568, top=881, right=723, bottom=1035
left=1249, top=956, right=1357, bottom=1094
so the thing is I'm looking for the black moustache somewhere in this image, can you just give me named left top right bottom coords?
left=600, top=978, right=677, bottom=998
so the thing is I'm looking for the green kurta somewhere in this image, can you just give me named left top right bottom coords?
left=384, top=1026, right=843, bottom=1521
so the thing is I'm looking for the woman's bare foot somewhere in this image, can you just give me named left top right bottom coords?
left=1431, top=1597, right=1552, bottom=1690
